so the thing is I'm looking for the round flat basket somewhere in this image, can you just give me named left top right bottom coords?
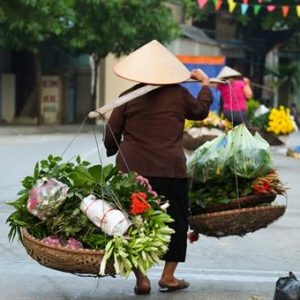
left=188, top=205, right=286, bottom=238
left=22, top=230, right=115, bottom=276
left=183, top=131, right=217, bottom=151
left=249, top=127, right=284, bottom=146
left=191, top=193, right=277, bottom=214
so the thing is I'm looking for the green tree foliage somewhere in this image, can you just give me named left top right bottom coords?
left=0, top=0, right=74, bottom=51
left=0, top=0, right=180, bottom=121
left=69, top=0, right=180, bottom=58
left=68, top=0, right=181, bottom=106
left=0, top=0, right=180, bottom=61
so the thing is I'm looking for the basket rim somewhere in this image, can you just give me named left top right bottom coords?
left=193, top=192, right=277, bottom=212
left=235, top=193, right=276, bottom=200
left=22, top=229, right=105, bottom=256
left=189, top=204, right=286, bottom=219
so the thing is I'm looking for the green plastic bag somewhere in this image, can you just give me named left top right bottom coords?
left=227, top=124, right=272, bottom=179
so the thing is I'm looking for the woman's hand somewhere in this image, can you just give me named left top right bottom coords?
left=243, top=77, right=250, bottom=84
left=191, top=69, right=210, bottom=86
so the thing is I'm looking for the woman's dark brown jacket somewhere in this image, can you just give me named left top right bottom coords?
left=104, top=84, right=212, bottom=178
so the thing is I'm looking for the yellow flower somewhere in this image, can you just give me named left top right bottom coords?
left=267, top=105, right=295, bottom=135
left=184, top=120, right=194, bottom=129
left=184, top=112, right=232, bottom=130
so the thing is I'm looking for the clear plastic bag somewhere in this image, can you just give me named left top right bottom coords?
left=27, top=178, right=69, bottom=220
left=187, top=124, right=273, bottom=183
left=227, top=124, right=273, bottom=179
left=187, top=133, right=230, bottom=183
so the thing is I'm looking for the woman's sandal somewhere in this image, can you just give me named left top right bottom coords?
left=159, top=279, right=190, bottom=293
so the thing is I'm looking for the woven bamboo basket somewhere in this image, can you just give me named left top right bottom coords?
left=248, top=127, right=284, bottom=146
left=188, top=205, right=286, bottom=238
left=183, top=131, right=217, bottom=151
left=22, top=230, right=115, bottom=276
left=191, top=193, right=277, bottom=214
left=259, top=131, right=285, bottom=146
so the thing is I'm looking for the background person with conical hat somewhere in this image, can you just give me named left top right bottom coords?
left=104, top=40, right=212, bottom=294
left=217, top=66, right=253, bottom=126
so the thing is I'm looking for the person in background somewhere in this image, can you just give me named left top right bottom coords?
left=104, top=40, right=212, bottom=295
left=217, top=66, right=253, bottom=126
left=291, top=102, right=300, bottom=128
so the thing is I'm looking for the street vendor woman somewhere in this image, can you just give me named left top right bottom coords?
left=104, top=40, right=212, bottom=294
left=217, top=66, right=253, bottom=126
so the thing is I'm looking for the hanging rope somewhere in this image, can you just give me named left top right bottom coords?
left=93, top=125, right=105, bottom=200
left=227, top=81, right=242, bottom=208
left=103, top=117, right=131, bottom=174
left=188, top=86, right=222, bottom=211
left=189, top=81, right=242, bottom=213
left=60, top=115, right=88, bottom=157
left=227, top=80, right=246, bottom=125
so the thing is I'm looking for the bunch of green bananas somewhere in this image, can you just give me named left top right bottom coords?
left=100, top=210, right=174, bottom=277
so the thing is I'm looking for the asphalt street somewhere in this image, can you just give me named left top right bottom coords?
left=0, top=126, right=300, bottom=300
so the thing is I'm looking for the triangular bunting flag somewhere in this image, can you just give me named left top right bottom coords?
left=297, top=6, right=300, bottom=18
left=243, top=0, right=249, bottom=3
left=212, top=0, right=217, bottom=5
left=257, top=0, right=263, bottom=3
left=253, top=5, right=262, bottom=16
left=267, top=5, right=276, bottom=13
left=282, top=6, right=290, bottom=18
left=215, top=0, right=222, bottom=11
left=228, top=0, right=237, bottom=13
left=241, top=4, right=249, bottom=15
left=197, top=0, right=208, bottom=8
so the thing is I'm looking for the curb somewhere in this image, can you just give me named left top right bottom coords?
left=0, top=124, right=104, bottom=136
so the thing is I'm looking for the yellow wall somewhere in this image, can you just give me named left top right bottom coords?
left=103, top=53, right=134, bottom=117
left=1, top=74, right=15, bottom=122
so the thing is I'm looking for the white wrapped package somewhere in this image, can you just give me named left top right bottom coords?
left=80, top=195, right=131, bottom=236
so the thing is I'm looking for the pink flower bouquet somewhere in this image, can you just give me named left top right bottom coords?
left=27, top=178, right=69, bottom=220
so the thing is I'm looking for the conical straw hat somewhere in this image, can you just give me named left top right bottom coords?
left=217, top=66, right=242, bottom=79
left=114, top=40, right=191, bottom=85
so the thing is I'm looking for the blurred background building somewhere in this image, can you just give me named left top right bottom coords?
left=0, top=1, right=298, bottom=125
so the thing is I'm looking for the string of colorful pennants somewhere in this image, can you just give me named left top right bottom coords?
left=197, top=0, right=300, bottom=17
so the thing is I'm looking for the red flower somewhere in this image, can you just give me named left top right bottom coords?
left=187, top=231, right=199, bottom=243
left=129, top=192, right=151, bottom=215
left=252, top=181, right=271, bottom=194
left=263, top=182, right=270, bottom=191
left=253, top=184, right=263, bottom=194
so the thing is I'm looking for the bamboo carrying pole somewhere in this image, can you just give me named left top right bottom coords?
left=250, top=82, right=274, bottom=93
left=88, top=78, right=225, bottom=119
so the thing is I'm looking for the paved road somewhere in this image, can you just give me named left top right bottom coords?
left=1, top=127, right=300, bottom=300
